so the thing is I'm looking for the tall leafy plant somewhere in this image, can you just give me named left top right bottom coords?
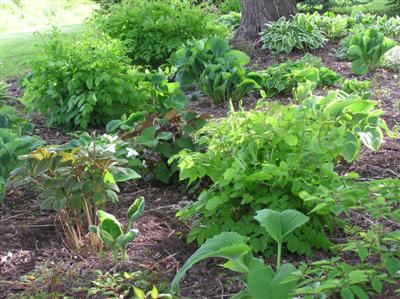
left=172, top=92, right=394, bottom=255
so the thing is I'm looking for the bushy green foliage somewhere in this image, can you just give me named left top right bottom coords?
left=342, top=79, right=371, bottom=98
left=173, top=37, right=260, bottom=103
left=13, top=132, right=141, bottom=251
left=308, top=12, right=349, bottom=39
left=23, top=30, right=187, bottom=129
left=260, top=55, right=342, bottom=98
left=218, top=12, right=241, bottom=30
left=260, top=14, right=326, bottom=55
left=90, top=197, right=144, bottom=262
left=346, top=28, right=396, bottom=75
left=94, top=0, right=228, bottom=67
left=388, top=0, right=400, bottom=13
left=0, top=81, right=10, bottom=100
left=172, top=92, right=393, bottom=255
left=107, top=110, right=207, bottom=184
left=0, top=105, right=43, bottom=201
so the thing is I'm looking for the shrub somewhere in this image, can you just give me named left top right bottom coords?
left=12, top=132, right=141, bottom=251
left=260, top=13, right=326, bottom=55
left=346, top=28, right=396, bottom=75
left=172, top=92, right=393, bottom=255
left=23, top=30, right=186, bottom=129
left=215, top=0, right=241, bottom=13
left=94, top=0, right=228, bottom=67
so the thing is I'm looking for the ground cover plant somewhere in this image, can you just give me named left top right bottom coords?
left=1, top=1, right=399, bottom=298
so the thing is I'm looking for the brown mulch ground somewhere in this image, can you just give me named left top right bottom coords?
left=0, top=41, right=399, bottom=298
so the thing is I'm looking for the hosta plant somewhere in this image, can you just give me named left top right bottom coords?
left=172, top=37, right=251, bottom=89
left=198, top=60, right=262, bottom=103
left=260, top=14, right=326, bottom=55
left=342, top=79, right=371, bottom=99
left=172, top=92, right=394, bottom=255
left=12, top=133, right=140, bottom=251
left=0, top=81, right=10, bottom=100
left=89, top=197, right=145, bottom=262
left=346, top=28, right=397, bottom=75
left=171, top=232, right=301, bottom=298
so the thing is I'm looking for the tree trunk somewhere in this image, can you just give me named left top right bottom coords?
left=236, top=0, right=297, bottom=40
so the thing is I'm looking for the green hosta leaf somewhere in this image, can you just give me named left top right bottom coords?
left=99, top=218, right=123, bottom=242
left=116, top=229, right=139, bottom=248
left=357, top=127, right=383, bottom=151
left=114, top=168, right=141, bottom=182
left=135, top=127, right=157, bottom=147
left=340, top=287, right=355, bottom=299
left=170, top=232, right=250, bottom=291
left=352, top=59, right=369, bottom=75
left=386, top=257, right=400, bottom=275
left=371, top=279, right=383, bottom=294
left=127, top=197, right=145, bottom=225
left=255, top=209, right=309, bottom=243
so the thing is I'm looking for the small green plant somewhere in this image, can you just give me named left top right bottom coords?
left=218, top=12, right=241, bottom=30
left=94, top=0, right=228, bottom=67
left=346, top=28, right=397, bottom=75
left=12, top=133, right=140, bottom=251
left=171, top=209, right=309, bottom=298
left=260, top=13, right=326, bottom=55
left=89, top=197, right=144, bottom=262
left=342, top=79, right=371, bottom=98
left=215, top=0, right=241, bottom=13
left=0, top=81, right=10, bottom=100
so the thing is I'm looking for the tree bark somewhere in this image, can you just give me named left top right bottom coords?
left=236, top=0, right=297, bottom=40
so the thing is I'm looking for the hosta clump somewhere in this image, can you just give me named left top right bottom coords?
left=346, top=28, right=397, bottom=75
left=12, top=132, right=141, bottom=251
left=342, top=79, right=371, bottom=99
left=107, top=110, right=207, bottom=184
left=218, top=12, right=241, bottom=30
left=90, top=197, right=144, bottom=262
left=308, top=12, right=349, bottom=40
left=94, top=0, right=228, bottom=67
left=172, top=92, right=393, bottom=255
left=0, top=105, right=43, bottom=201
left=260, top=55, right=342, bottom=98
left=260, top=13, right=326, bottom=55
left=23, top=30, right=186, bottom=129
left=172, top=37, right=261, bottom=103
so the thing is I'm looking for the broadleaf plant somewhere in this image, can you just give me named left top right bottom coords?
left=89, top=197, right=145, bottom=262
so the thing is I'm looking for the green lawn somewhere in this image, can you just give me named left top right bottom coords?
left=333, top=0, right=391, bottom=15
left=0, top=25, right=84, bottom=80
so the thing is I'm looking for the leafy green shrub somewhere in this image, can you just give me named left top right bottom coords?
left=90, top=197, right=144, bottom=262
left=0, top=81, right=10, bottom=100
left=12, top=132, right=141, bottom=251
left=346, top=28, right=397, bottom=75
left=94, top=0, right=228, bottom=67
left=172, top=92, right=393, bottom=255
left=23, top=30, right=187, bottom=129
left=260, top=55, right=342, bottom=98
left=0, top=105, right=43, bottom=201
left=107, top=110, right=208, bottom=184
left=260, top=13, right=326, bottom=55
left=171, top=209, right=308, bottom=296
left=342, top=79, right=371, bottom=98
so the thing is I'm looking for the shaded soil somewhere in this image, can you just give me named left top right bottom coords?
left=1, top=41, right=399, bottom=298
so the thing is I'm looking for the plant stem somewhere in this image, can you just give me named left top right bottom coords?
left=277, top=242, right=282, bottom=271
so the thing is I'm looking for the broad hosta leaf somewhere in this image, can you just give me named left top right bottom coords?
left=116, top=229, right=139, bottom=248
left=170, top=232, right=250, bottom=291
left=127, top=196, right=145, bottom=225
left=357, top=127, right=383, bottom=151
left=255, top=209, right=309, bottom=243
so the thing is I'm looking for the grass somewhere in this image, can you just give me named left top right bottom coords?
left=333, top=0, right=392, bottom=15
left=0, top=0, right=96, bottom=80
left=0, top=25, right=83, bottom=80
left=0, top=0, right=96, bottom=34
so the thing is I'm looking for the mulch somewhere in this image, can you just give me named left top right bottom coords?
left=0, top=41, right=399, bottom=298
